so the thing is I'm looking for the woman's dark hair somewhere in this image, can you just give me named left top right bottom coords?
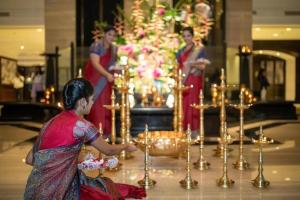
left=104, top=25, right=116, bottom=33
left=63, top=78, right=94, bottom=110
left=36, top=66, right=44, bottom=75
left=182, top=26, right=194, bottom=36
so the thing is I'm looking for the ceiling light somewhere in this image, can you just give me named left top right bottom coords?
left=20, top=45, right=25, bottom=50
left=276, top=52, right=281, bottom=56
left=255, top=27, right=261, bottom=31
left=286, top=27, right=292, bottom=31
left=36, top=28, right=43, bottom=32
left=273, top=33, right=279, bottom=37
left=259, top=50, right=263, bottom=54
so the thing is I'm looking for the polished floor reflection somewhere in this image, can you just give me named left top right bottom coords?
left=0, top=120, right=300, bottom=199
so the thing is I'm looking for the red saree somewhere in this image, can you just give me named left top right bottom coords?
left=84, top=41, right=117, bottom=136
left=177, top=45, right=205, bottom=131
left=24, top=111, right=146, bottom=200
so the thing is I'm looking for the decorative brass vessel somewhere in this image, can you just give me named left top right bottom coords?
left=135, top=131, right=187, bottom=157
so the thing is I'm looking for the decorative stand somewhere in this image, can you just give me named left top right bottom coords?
left=211, top=84, right=218, bottom=107
left=104, top=90, right=122, bottom=171
left=173, top=67, right=178, bottom=132
left=104, top=90, right=120, bottom=144
left=217, top=123, right=235, bottom=188
left=231, top=89, right=252, bottom=170
left=191, top=90, right=211, bottom=170
left=125, top=82, right=133, bottom=159
left=116, top=67, right=133, bottom=160
left=174, top=69, right=191, bottom=133
left=214, top=68, right=229, bottom=157
left=98, top=123, right=104, bottom=176
left=138, top=124, right=156, bottom=189
left=179, top=125, right=198, bottom=189
left=252, top=125, right=273, bottom=188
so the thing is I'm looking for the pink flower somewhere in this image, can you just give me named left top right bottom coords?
left=137, top=66, right=145, bottom=78
left=158, top=8, right=165, bottom=16
left=120, top=45, right=134, bottom=57
left=138, top=29, right=145, bottom=38
left=141, top=47, right=150, bottom=54
left=153, top=68, right=162, bottom=79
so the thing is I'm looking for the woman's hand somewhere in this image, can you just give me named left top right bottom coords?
left=193, top=62, right=206, bottom=70
left=184, top=60, right=205, bottom=70
left=125, top=144, right=138, bottom=152
left=195, top=59, right=210, bottom=69
left=92, top=137, right=137, bottom=156
left=106, top=73, right=114, bottom=83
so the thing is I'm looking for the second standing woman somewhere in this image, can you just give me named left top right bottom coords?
left=84, top=26, right=117, bottom=137
left=176, top=26, right=209, bottom=136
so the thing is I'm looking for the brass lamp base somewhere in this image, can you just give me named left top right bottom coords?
left=193, top=159, right=210, bottom=170
left=217, top=176, right=235, bottom=188
left=233, top=159, right=250, bottom=170
left=213, top=143, right=233, bottom=157
left=179, top=178, right=198, bottom=190
left=252, top=176, right=270, bottom=188
left=138, top=178, right=156, bottom=189
left=213, top=145, right=223, bottom=157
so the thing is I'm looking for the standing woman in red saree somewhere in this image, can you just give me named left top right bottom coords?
left=84, top=26, right=117, bottom=136
left=24, top=78, right=146, bottom=200
left=176, top=27, right=209, bottom=136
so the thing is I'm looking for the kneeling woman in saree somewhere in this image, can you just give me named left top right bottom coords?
left=24, top=78, right=146, bottom=200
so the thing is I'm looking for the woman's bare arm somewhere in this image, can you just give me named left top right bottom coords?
left=189, top=60, right=206, bottom=70
left=25, top=148, right=33, bottom=166
left=91, top=137, right=137, bottom=156
left=90, top=54, right=114, bottom=82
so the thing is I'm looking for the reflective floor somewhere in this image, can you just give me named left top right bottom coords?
left=0, top=120, right=300, bottom=199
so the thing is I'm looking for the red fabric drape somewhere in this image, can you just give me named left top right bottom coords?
left=80, top=183, right=146, bottom=200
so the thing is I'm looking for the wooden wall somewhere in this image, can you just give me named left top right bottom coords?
left=0, top=85, right=16, bottom=102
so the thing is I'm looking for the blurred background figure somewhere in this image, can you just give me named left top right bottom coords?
left=13, top=72, right=25, bottom=101
left=257, top=68, right=270, bottom=101
left=31, top=67, right=45, bottom=102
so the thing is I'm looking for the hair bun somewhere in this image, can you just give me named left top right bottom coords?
left=62, top=78, right=94, bottom=110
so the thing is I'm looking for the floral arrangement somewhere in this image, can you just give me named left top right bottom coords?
left=94, top=0, right=213, bottom=95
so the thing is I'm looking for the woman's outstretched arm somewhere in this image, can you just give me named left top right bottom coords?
left=90, top=54, right=114, bottom=82
left=91, top=137, right=137, bottom=156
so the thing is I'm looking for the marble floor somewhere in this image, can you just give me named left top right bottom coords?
left=0, top=120, right=300, bottom=199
